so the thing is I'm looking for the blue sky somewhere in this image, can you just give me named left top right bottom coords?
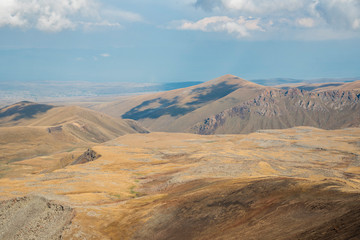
left=0, top=0, right=359, bottom=83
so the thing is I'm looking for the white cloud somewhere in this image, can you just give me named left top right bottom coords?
left=354, top=19, right=360, bottom=29
left=222, top=0, right=304, bottom=13
left=0, top=0, right=142, bottom=32
left=100, top=53, right=110, bottom=57
left=192, top=0, right=360, bottom=39
left=296, top=18, right=315, bottom=28
left=101, top=9, right=142, bottom=22
left=179, top=16, right=262, bottom=38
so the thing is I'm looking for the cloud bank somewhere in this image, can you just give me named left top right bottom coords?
left=0, top=0, right=142, bottom=32
left=183, top=0, right=360, bottom=39
left=179, top=16, right=263, bottom=38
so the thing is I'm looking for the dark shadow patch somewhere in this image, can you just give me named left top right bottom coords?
left=0, top=101, right=54, bottom=121
left=134, top=178, right=360, bottom=240
left=186, top=82, right=239, bottom=106
left=122, top=82, right=239, bottom=120
left=122, top=97, right=195, bottom=120
left=295, top=207, right=360, bottom=239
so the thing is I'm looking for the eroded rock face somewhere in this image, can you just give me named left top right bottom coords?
left=0, top=196, right=74, bottom=240
left=192, top=89, right=360, bottom=134
left=71, top=148, right=101, bottom=165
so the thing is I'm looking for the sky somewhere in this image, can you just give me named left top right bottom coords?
left=0, top=0, right=359, bottom=83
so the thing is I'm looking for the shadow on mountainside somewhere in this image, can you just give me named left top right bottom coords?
left=0, top=101, right=54, bottom=121
left=122, top=82, right=239, bottom=120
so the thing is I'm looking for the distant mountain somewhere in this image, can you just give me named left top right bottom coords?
left=95, top=74, right=268, bottom=132
left=191, top=88, right=360, bottom=134
left=278, top=80, right=360, bottom=92
left=251, top=78, right=304, bottom=86
left=0, top=101, right=148, bottom=163
left=251, top=77, right=359, bottom=86
left=95, top=74, right=360, bottom=134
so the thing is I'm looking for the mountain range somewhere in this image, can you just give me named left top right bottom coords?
left=92, top=74, right=360, bottom=134
left=1, top=74, right=360, bottom=239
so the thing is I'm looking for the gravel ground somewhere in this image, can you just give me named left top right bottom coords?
left=0, top=195, right=74, bottom=240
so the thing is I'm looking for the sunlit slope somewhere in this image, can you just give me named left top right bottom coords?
left=26, top=105, right=148, bottom=141
left=1, top=127, right=360, bottom=239
left=0, top=101, right=148, bottom=163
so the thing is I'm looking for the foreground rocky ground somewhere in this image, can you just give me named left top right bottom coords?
left=0, top=127, right=359, bottom=239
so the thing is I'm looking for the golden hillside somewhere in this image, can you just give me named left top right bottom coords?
left=1, top=127, right=360, bottom=239
left=0, top=101, right=148, bottom=166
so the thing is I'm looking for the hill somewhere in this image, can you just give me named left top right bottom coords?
left=94, top=74, right=360, bottom=134
left=0, top=101, right=148, bottom=164
left=0, top=101, right=55, bottom=126
left=1, top=127, right=360, bottom=239
left=94, top=74, right=268, bottom=132
left=192, top=88, right=360, bottom=134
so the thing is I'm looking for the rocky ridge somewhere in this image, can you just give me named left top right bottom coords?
left=192, top=89, right=360, bottom=134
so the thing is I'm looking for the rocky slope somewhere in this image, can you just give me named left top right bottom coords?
left=191, top=88, right=360, bottom=134
left=0, top=196, right=74, bottom=240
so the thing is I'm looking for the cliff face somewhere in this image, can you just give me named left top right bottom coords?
left=191, top=89, right=360, bottom=134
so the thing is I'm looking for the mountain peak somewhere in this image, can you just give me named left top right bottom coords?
left=203, top=74, right=265, bottom=89
left=221, top=74, right=238, bottom=78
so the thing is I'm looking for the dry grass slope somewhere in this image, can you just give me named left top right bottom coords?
left=0, top=127, right=359, bottom=239
left=0, top=101, right=148, bottom=174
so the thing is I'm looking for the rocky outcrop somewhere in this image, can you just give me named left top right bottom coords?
left=71, top=149, right=101, bottom=165
left=47, top=125, right=62, bottom=133
left=0, top=196, right=74, bottom=240
left=192, top=89, right=360, bottom=135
